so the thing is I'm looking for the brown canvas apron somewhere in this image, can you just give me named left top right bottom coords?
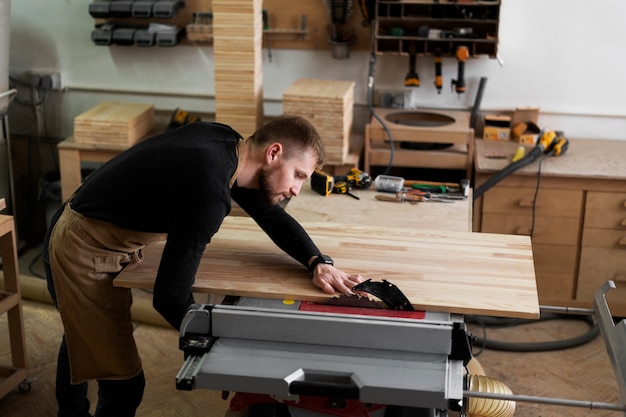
left=48, top=137, right=244, bottom=384
left=48, top=205, right=166, bottom=384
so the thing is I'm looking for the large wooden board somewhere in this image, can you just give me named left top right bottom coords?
left=116, top=216, right=539, bottom=319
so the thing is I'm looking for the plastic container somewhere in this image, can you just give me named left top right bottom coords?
left=375, top=175, right=404, bottom=193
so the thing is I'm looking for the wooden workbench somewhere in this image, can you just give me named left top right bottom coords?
left=474, top=138, right=626, bottom=316
left=58, top=136, right=132, bottom=202
left=277, top=179, right=472, bottom=233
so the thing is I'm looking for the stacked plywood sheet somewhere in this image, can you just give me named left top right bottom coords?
left=283, top=78, right=355, bottom=165
left=213, top=0, right=263, bottom=139
left=73, top=102, right=154, bottom=145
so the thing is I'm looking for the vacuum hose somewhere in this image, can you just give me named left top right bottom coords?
left=466, top=374, right=516, bottom=417
left=473, top=146, right=544, bottom=201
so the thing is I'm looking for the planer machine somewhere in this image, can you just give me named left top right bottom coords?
left=175, top=280, right=626, bottom=417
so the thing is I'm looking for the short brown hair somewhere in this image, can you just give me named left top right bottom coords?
left=250, top=115, right=326, bottom=166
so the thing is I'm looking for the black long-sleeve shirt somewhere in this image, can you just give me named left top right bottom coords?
left=70, top=122, right=320, bottom=329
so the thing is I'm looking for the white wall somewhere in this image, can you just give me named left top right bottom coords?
left=8, top=0, right=626, bottom=140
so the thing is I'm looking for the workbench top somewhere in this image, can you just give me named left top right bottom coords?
left=235, top=179, right=474, bottom=233
left=475, top=138, right=626, bottom=180
left=116, top=216, right=539, bottom=319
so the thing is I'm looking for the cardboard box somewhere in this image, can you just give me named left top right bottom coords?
left=511, top=107, right=540, bottom=145
left=483, top=114, right=511, bottom=141
left=512, top=121, right=541, bottom=145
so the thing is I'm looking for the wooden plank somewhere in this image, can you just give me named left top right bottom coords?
left=115, top=216, right=539, bottom=319
left=73, top=102, right=155, bottom=145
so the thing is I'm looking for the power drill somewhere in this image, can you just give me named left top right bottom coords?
left=536, top=130, right=569, bottom=156
left=451, top=45, right=469, bottom=97
left=333, top=168, right=373, bottom=189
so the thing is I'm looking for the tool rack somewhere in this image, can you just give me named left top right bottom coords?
left=0, top=213, right=29, bottom=398
left=374, top=0, right=501, bottom=58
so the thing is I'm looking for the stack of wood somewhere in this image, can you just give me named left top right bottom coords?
left=212, top=0, right=263, bottom=139
left=73, top=102, right=154, bottom=146
left=283, top=78, right=355, bottom=165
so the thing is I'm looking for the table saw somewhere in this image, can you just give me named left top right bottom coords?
left=115, top=217, right=626, bottom=415
left=174, top=281, right=626, bottom=417
left=114, top=216, right=540, bottom=416
left=176, top=296, right=471, bottom=417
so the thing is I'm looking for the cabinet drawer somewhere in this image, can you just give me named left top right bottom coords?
left=585, top=191, right=626, bottom=229
left=577, top=246, right=626, bottom=312
left=536, top=271, right=576, bottom=303
left=532, top=244, right=578, bottom=275
left=481, top=214, right=579, bottom=245
left=533, top=243, right=577, bottom=302
left=582, top=228, right=626, bottom=249
left=482, top=187, right=583, bottom=218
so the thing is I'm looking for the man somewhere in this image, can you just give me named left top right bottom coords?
left=42, top=115, right=363, bottom=417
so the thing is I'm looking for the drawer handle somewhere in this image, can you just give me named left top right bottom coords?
left=517, top=199, right=534, bottom=208
left=619, top=237, right=626, bottom=246
left=516, top=226, right=532, bottom=236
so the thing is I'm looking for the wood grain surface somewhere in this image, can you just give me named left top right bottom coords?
left=116, top=216, right=539, bottom=319
left=475, top=138, right=626, bottom=180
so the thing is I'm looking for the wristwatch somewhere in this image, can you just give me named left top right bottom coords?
left=308, top=254, right=334, bottom=272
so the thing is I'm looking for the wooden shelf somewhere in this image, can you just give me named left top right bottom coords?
left=364, top=107, right=474, bottom=178
left=375, top=0, right=501, bottom=57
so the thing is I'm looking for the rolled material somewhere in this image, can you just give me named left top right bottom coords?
left=467, top=374, right=516, bottom=417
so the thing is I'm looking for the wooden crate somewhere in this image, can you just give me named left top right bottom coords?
left=282, top=78, right=355, bottom=165
left=73, top=102, right=155, bottom=146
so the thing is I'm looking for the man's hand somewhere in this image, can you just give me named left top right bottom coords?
left=311, top=263, right=364, bottom=295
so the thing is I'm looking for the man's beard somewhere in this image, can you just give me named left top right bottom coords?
left=258, top=165, right=282, bottom=205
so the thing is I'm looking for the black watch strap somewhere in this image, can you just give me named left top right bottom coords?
left=308, top=254, right=334, bottom=272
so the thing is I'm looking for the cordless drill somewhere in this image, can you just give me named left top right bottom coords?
left=334, top=168, right=372, bottom=189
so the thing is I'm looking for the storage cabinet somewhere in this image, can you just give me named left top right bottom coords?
left=480, top=186, right=583, bottom=301
left=577, top=192, right=626, bottom=309
left=474, top=139, right=626, bottom=317
left=374, top=0, right=501, bottom=57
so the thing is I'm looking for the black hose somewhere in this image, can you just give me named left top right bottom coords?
left=470, top=77, right=487, bottom=130
left=473, top=146, right=544, bottom=201
left=467, top=313, right=599, bottom=354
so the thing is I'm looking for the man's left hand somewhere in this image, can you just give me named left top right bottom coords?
left=311, top=264, right=363, bottom=295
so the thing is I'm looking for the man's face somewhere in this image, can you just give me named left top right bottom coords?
left=259, top=148, right=318, bottom=205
